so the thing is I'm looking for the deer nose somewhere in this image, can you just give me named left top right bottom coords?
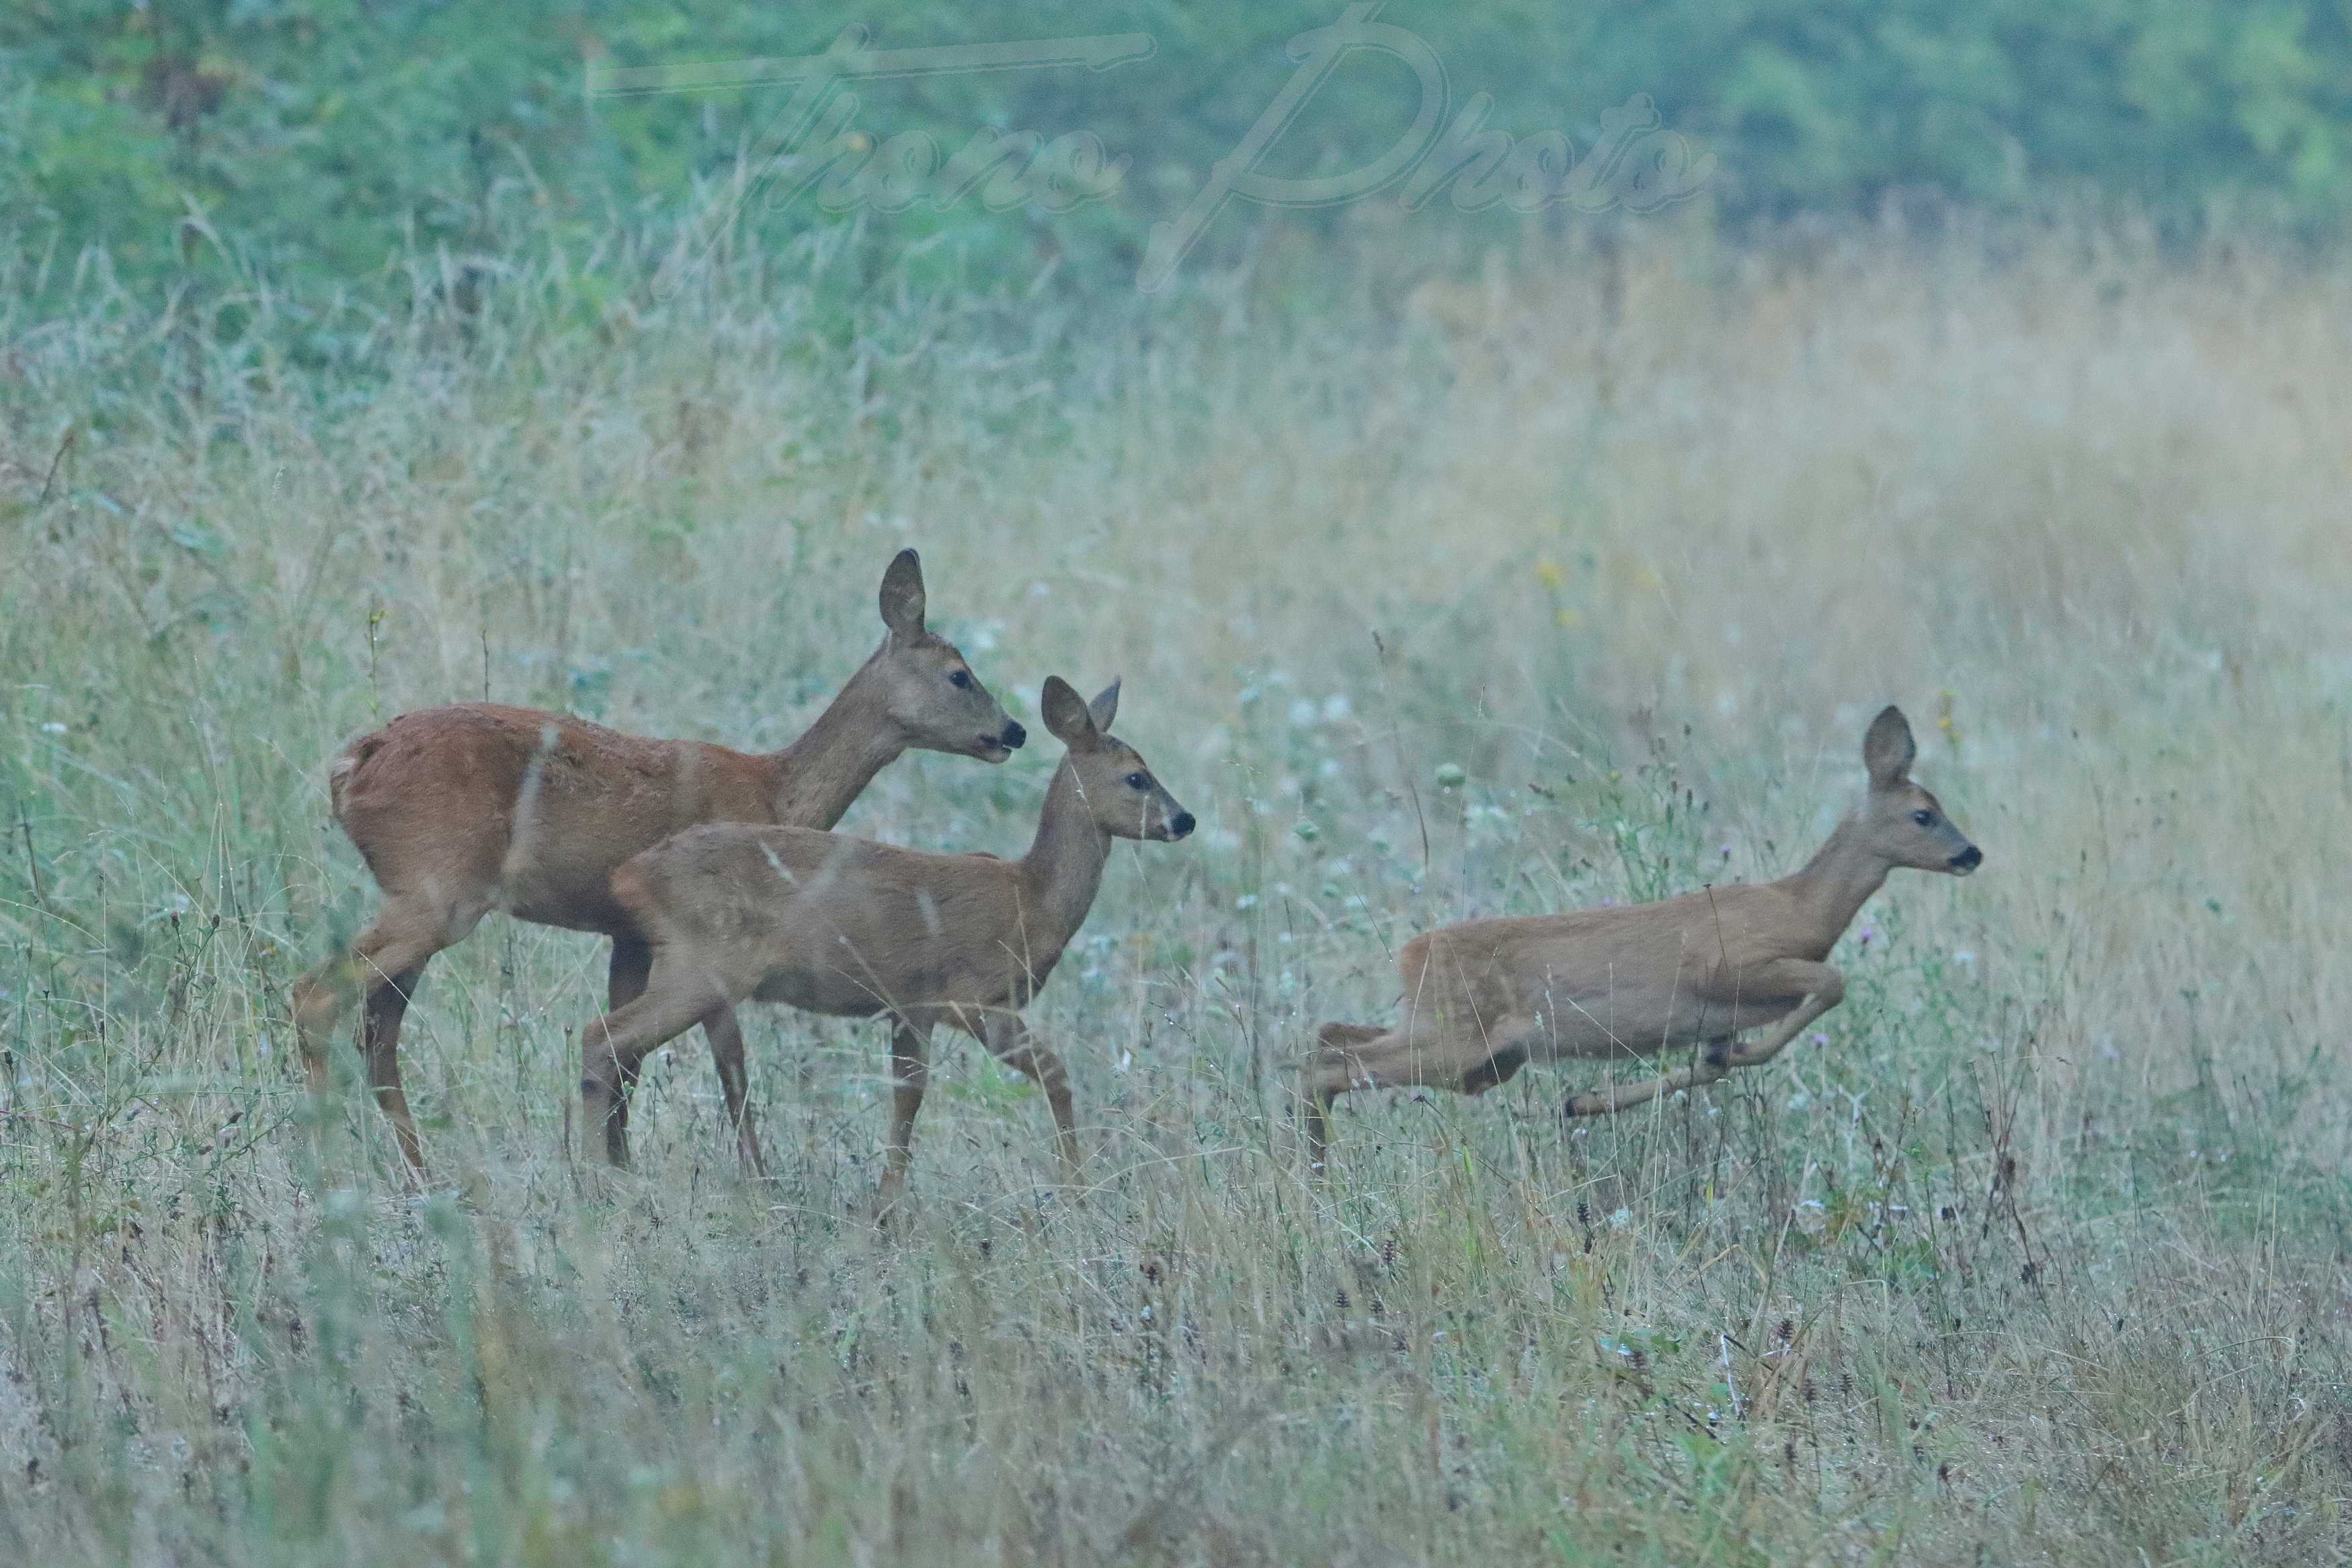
left=1949, top=845, right=1982, bottom=873
left=1000, top=721, right=1026, bottom=749
left=1168, top=811, right=1196, bottom=840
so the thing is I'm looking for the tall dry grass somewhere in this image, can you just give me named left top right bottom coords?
left=2, top=218, right=2349, bottom=1563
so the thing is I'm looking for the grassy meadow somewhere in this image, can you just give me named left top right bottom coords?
left=3, top=222, right=2351, bottom=1563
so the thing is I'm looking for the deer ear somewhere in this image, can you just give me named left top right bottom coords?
left=1087, top=678, right=1121, bottom=735
left=1863, top=705, right=1916, bottom=789
left=1040, top=676, right=1100, bottom=749
left=879, top=548, right=926, bottom=640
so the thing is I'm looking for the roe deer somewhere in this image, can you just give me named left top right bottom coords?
left=292, top=549, right=1024, bottom=1182
left=1301, top=707, right=1980, bottom=1167
left=575, top=676, right=1192, bottom=1197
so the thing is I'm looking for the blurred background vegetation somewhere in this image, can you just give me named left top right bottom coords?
left=7, top=0, right=2352, bottom=317
left=9, top=7, right=2352, bottom=1563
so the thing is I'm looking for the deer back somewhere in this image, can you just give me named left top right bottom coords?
left=615, top=824, right=1055, bottom=1018
left=332, top=704, right=780, bottom=933
left=1403, top=879, right=1838, bottom=1059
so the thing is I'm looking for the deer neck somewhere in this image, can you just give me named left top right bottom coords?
left=763, top=654, right=905, bottom=829
left=1016, top=761, right=1113, bottom=959
left=1780, top=813, right=1891, bottom=954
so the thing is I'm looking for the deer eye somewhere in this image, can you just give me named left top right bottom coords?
left=948, top=669, right=973, bottom=690
left=1911, top=809, right=1935, bottom=827
left=1125, top=772, right=1149, bottom=791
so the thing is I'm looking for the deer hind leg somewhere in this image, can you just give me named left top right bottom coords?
left=1461, top=1044, right=1531, bottom=1096
left=699, top=1004, right=765, bottom=1178
left=607, top=936, right=653, bottom=1012
left=293, top=899, right=444, bottom=1094
left=1298, top=1022, right=1383, bottom=1172
left=579, top=968, right=724, bottom=1169
left=968, top=1011, right=1081, bottom=1180
left=1299, top=1016, right=1523, bottom=1170
left=360, top=964, right=430, bottom=1182
left=294, top=893, right=476, bottom=1183
left=610, top=937, right=765, bottom=1178
left=290, top=956, right=354, bottom=1100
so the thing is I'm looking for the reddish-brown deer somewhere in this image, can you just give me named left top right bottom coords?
left=575, top=676, right=1192, bottom=1198
left=292, top=549, right=1024, bottom=1181
left=1301, top=707, right=1981, bottom=1167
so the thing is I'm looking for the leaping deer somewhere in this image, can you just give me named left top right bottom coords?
left=1301, top=706, right=1981, bottom=1167
left=574, top=676, right=1193, bottom=1199
left=292, top=549, right=1025, bottom=1182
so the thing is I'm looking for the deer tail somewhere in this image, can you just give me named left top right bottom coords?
left=325, top=731, right=389, bottom=819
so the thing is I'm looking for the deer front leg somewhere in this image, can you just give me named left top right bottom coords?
left=1720, top=961, right=1845, bottom=1069
left=1562, top=1050, right=1731, bottom=1117
left=877, top=1019, right=931, bottom=1208
left=974, top=1011, right=1082, bottom=1180
left=1562, top=960, right=1847, bottom=1118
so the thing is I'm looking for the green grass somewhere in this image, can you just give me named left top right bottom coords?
left=3, top=219, right=2351, bottom=1564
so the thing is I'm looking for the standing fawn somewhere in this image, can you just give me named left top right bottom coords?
left=1301, top=706, right=1981, bottom=1167
left=292, top=550, right=1024, bottom=1182
left=576, top=676, right=1192, bottom=1199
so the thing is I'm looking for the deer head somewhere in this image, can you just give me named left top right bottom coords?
left=867, top=548, right=1026, bottom=761
left=1857, top=706, right=1981, bottom=875
left=1039, top=676, right=1194, bottom=841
